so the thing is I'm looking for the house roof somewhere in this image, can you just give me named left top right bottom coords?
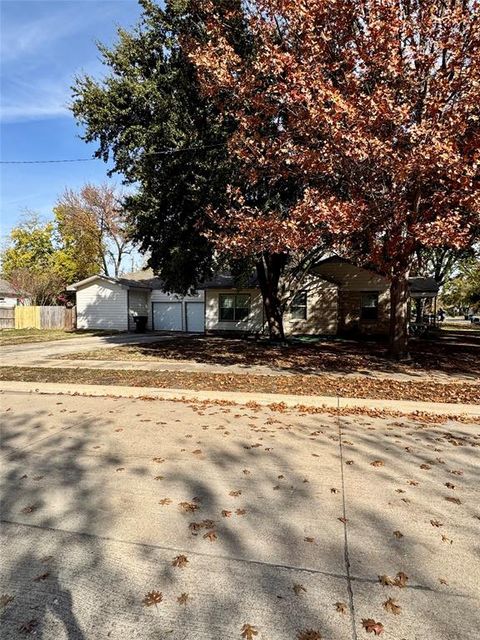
left=312, top=256, right=439, bottom=298
left=311, top=256, right=389, bottom=288
left=198, top=273, right=259, bottom=289
left=0, top=278, right=18, bottom=296
left=67, top=270, right=165, bottom=292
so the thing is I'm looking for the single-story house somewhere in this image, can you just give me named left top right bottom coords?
left=0, top=279, right=24, bottom=308
left=67, top=258, right=438, bottom=336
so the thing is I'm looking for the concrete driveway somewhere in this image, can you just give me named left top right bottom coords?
left=0, top=333, right=183, bottom=367
left=0, top=391, right=478, bottom=639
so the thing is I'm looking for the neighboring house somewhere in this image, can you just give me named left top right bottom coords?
left=67, top=258, right=438, bottom=336
left=0, top=279, right=24, bottom=308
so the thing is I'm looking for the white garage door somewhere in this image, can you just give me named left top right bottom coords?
left=186, top=302, right=205, bottom=333
left=152, top=302, right=183, bottom=331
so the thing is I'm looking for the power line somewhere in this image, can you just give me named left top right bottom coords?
left=0, top=158, right=95, bottom=165
left=0, top=143, right=227, bottom=165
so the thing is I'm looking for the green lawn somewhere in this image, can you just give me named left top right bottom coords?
left=0, top=328, right=121, bottom=346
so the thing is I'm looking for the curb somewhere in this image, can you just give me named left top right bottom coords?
left=1, top=380, right=479, bottom=418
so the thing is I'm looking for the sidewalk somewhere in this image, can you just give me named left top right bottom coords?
left=2, top=379, right=479, bottom=417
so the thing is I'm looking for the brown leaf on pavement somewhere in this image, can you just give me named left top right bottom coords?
left=222, top=510, right=232, bottom=517
left=383, top=597, right=401, bottom=615
left=179, top=501, right=199, bottom=513
left=393, top=530, right=403, bottom=538
left=370, top=460, right=384, bottom=467
left=236, top=508, right=247, bottom=516
left=241, top=623, right=258, bottom=639
left=143, top=591, right=163, bottom=607
left=379, top=572, right=408, bottom=588
left=33, top=572, right=50, bottom=582
left=172, top=555, right=188, bottom=568
left=431, top=519, right=443, bottom=527
left=0, top=594, right=14, bottom=608
left=445, top=496, right=461, bottom=504
left=229, top=490, right=242, bottom=497
left=362, top=618, right=384, bottom=635
left=335, top=601, right=347, bottom=614
left=19, top=619, right=38, bottom=634
left=177, top=593, right=189, bottom=605
left=297, top=630, right=322, bottom=640
left=203, top=530, right=217, bottom=542
left=159, top=498, right=172, bottom=506
left=293, top=583, right=307, bottom=595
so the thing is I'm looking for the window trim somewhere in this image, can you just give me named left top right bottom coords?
left=218, top=293, right=251, bottom=322
left=360, top=292, right=379, bottom=321
left=290, top=290, right=308, bottom=320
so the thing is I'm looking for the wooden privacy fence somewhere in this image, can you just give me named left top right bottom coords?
left=14, top=306, right=76, bottom=330
left=0, top=308, right=15, bottom=329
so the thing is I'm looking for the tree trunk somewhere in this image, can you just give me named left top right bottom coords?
left=389, top=268, right=410, bottom=360
left=256, top=252, right=288, bottom=342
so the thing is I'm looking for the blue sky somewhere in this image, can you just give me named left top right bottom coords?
left=0, top=0, right=142, bottom=240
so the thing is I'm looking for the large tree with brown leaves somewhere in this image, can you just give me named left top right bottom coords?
left=188, top=0, right=480, bottom=357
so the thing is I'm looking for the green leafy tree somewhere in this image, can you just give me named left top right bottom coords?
left=71, top=0, right=234, bottom=294
left=1, top=214, right=65, bottom=304
left=442, top=258, right=480, bottom=314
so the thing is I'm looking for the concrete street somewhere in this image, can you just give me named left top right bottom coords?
left=1, top=391, right=478, bottom=639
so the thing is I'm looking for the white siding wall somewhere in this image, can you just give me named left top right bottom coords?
left=128, top=289, right=150, bottom=330
left=149, top=289, right=205, bottom=331
left=76, top=281, right=128, bottom=331
left=284, top=277, right=338, bottom=335
left=0, top=296, right=18, bottom=308
left=205, top=288, right=264, bottom=333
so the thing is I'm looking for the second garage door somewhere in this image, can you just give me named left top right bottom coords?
left=152, top=302, right=183, bottom=331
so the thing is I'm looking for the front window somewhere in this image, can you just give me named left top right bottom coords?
left=290, top=291, right=307, bottom=320
left=219, top=293, right=251, bottom=322
left=361, top=293, right=379, bottom=320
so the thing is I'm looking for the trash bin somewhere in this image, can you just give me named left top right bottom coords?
left=133, top=315, right=148, bottom=333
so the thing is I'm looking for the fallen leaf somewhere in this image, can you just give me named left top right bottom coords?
left=143, top=591, right=163, bottom=607
left=335, top=601, right=347, bottom=614
left=229, top=490, right=242, bottom=497
left=393, top=530, right=403, bottom=538
left=222, top=510, right=232, bottom=518
left=21, top=505, right=37, bottom=514
left=179, top=501, right=199, bottom=513
left=297, top=630, right=322, bottom=640
left=152, top=457, right=165, bottom=463
left=441, top=534, right=453, bottom=544
left=445, top=496, right=461, bottom=504
left=330, top=488, right=339, bottom=493
left=19, top=619, right=38, bottom=634
left=445, top=482, right=455, bottom=489
left=383, top=597, right=401, bottom=615
left=431, top=519, right=443, bottom=527
left=159, top=498, right=172, bottom=506
left=0, top=594, right=14, bottom=608
left=304, top=536, right=315, bottom=543
left=362, top=618, right=384, bottom=635
left=177, top=592, right=189, bottom=605
left=241, top=623, right=258, bottom=639
left=236, top=508, right=246, bottom=516
left=293, top=583, right=307, bottom=595
left=338, top=516, right=348, bottom=523
left=172, top=555, right=188, bottom=568
left=33, top=572, right=49, bottom=582
left=379, top=572, right=408, bottom=588
left=203, top=530, right=217, bottom=542
left=370, top=460, right=384, bottom=467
